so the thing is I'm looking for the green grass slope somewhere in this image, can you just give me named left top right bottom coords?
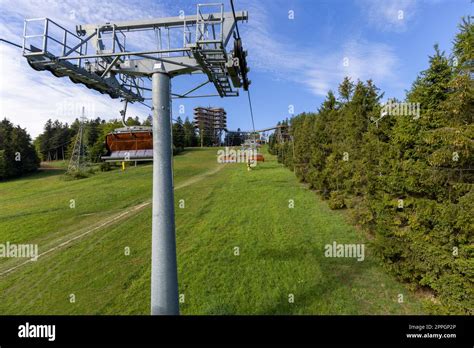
left=0, top=147, right=429, bottom=314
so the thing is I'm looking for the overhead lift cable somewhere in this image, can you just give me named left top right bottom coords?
left=0, top=38, right=32, bottom=51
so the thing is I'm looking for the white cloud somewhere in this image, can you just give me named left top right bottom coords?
left=1, top=0, right=169, bottom=33
left=241, top=1, right=400, bottom=97
left=0, top=43, right=148, bottom=137
left=0, top=0, right=171, bottom=137
left=359, top=0, right=418, bottom=32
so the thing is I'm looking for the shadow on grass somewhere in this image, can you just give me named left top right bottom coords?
left=0, top=168, right=65, bottom=183
left=198, top=247, right=370, bottom=315
left=256, top=250, right=373, bottom=315
left=254, top=247, right=369, bottom=315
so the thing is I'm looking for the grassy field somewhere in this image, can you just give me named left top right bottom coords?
left=0, top=147, right=430, bottom=314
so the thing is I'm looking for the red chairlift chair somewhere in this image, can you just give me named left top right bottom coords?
left=101, top=100, right=154, bottom=162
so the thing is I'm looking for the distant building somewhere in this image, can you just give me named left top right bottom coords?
left=193, top=107, right=227, bottom=146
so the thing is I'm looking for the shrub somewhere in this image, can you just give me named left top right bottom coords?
left=328, top=191, right=346, bottom=210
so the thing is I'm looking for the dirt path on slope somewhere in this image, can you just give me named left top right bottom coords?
left=0, top=164, right=226, bottom=277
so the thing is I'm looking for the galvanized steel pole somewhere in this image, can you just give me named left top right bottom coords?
left=151, top=64, right=179, bottom=315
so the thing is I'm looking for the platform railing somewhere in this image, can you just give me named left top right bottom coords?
left=195, top=3, right=224, bottom=48
left=23, top=18, right=88, bottom=68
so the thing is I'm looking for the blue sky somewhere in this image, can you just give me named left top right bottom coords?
left=0, top=0, right=471, bottom=137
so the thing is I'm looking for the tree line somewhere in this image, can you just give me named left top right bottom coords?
left=269, top=18, right=473, bottom=314
left=0, top=118, right=40, bottom=180
left=2, top=108, right=245, bottom=179
left=0, top=115, right=201, bottom=180
left=174, top=118, right=247, bottom=148
left=172, top=116, right=200, bottom=150
left=33, top=115, right=201, bottom=162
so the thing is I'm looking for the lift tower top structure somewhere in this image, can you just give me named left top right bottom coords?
left=22, top=4, right=249, bottom=101
left=22, top=3, right=250, bottom=315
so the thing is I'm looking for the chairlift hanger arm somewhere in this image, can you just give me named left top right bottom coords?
left=120, top=99, right=129, bottom=127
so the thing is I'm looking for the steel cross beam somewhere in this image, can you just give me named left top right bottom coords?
left=76, top=11, right=248, bottom=47
left=110, top=56, right=201, bottom=77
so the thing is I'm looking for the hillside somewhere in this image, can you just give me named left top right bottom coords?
left=0, top=147, right=429, bottom=314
